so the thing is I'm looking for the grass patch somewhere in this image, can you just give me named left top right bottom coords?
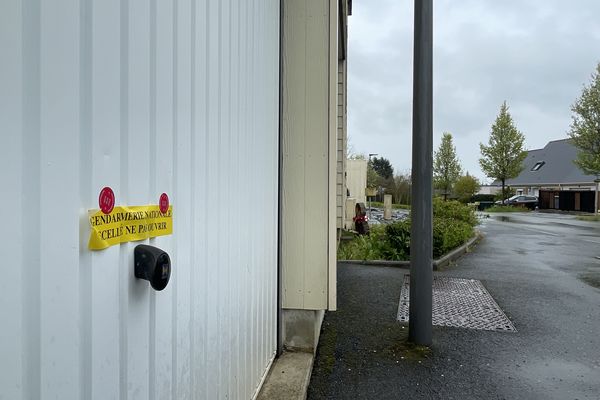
left=486, top=205, right=531, bottom=213
left=369, top=201, right=411, bottom=210
left=338, top=200, right=476, bottom=261
left=576, top=215, right=600, bottom=221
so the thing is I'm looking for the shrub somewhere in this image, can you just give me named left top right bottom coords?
left=338, top=200, right=477, bottom=261
left=432, top=199, right=478, bottom=226
left=385, top=219, right=411, bottom=259
left=494, top=187, right=516, bottom=201
left=338, top=225, right=403, bottom=261
left=486, top=205, right=529, bottom=213
left=471, top=194, right=496, bottom=202
left=432, top=217, right=473, bottom=258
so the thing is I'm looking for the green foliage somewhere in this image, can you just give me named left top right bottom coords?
left=432, top=218, right=474, bottom=258
left=337, top=226, right=402, bottom=261
left=568, top=63, right=600, bottom=176
left=392, top=172, right=412, bottom=205
left=434, top=132, right=462, bottom=201
left=371, top=157, right=394, bottom=179
left=479, top=101, right=527, bottom=199
left=367, top=157, right=407, bottom=204
left=486, top=205, right=529, bottom=213
left=493, top=186, right=515, bottom=201
left=338, top=200, right=477, bottom=261
left=471, top=194, right=496, bottom=202
left=432, top=198, right=478, bottom=226
left=366, top=163, right=379, bottom=189
left=576, top=215, right=600, bottom=222
left=385, top=219, right=412, bottom=259
left=454, top=173, right=481, bottom=203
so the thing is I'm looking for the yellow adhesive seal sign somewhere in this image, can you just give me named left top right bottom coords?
left=88, top=205, right=173, bottom=250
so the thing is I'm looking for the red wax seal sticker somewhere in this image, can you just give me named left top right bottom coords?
left=159, top=193, right=169, bottom=214
left=99, top=187, right=115, bottom=214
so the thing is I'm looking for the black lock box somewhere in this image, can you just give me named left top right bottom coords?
left=134, top=245, right=171, bottom=291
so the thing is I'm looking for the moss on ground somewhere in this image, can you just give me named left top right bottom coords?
left=381, top=325, right=432, bottom=362
left=316, top=324, right=337, bottom=376
left=576, top=215, right=600, bottom=222
left=579, top=272, right=600, bottom=289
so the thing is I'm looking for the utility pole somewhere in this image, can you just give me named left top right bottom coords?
left=409, top=0, right=433, bottom=346
left=368, top=153, right=378, bottom=220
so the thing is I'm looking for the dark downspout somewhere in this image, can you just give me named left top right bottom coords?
left=276, top=0, right=284, bottom=357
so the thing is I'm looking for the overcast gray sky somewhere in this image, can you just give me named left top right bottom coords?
left=348, top=0, right=600, bottom=183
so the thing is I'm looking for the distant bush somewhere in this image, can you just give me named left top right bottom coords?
left=494, top=187, right=516, bottom=201
left=471, top=194, right=496, bottom=203
left=576, top=215, right=600, bottom=222
left=486, top=205, right=529, bottom=213
left=338, top=200, right=477, bottom=261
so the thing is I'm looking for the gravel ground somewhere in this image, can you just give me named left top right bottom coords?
left=308, top=212, right=600, bottom=400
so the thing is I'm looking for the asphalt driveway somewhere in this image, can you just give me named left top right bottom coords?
left=308, top=212, right=600, bottom=400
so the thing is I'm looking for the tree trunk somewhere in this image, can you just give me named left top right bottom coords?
left=502, top=179, right=506, bottom=204
left=594, top=175, right=600, bottom=215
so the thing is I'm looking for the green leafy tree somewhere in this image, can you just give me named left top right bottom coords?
left=454, top=173, right=480, bottom=203
left=434, top=132, right=462, bottom=201
left=392, top=171, right=412, bottom=205
left=367, top=157, right=394, bottom=202
left=479, top=101, right=527, bottom=201
left=568, top=63, right=600, bottom=176
left=371, top=157, right=394, bottom=180
left=366, top=162, right=379, bottom=189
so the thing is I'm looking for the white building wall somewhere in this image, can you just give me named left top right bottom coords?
left=281, top=0, right=338, bottom=312
left=346, top=159, right=368, bottom=204
left=336, top=61, right=347, bottom=230
left=0, top=1, right=279, bottom=399
left=477, top=185, right=501, bottom=196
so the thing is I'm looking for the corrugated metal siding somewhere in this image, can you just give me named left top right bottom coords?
left=0, top=1, right=279, bottom=399
left=336, top=60, right=347, bottom=229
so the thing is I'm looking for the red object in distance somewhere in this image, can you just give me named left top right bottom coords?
left=159, top=193, right=169, bottom=214
left=99, top=187, right=115, bottom=214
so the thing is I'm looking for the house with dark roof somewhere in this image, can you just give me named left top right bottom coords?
left=495, top=139, right=599, bottom=213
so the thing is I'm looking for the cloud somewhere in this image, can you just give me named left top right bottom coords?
left=348, top=0, right=600, bottom=182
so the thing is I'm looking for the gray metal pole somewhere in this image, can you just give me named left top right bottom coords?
left=409, top=0, right=433, bottom=346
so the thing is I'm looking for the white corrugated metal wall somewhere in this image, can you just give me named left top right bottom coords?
left=0, top=0, right=280, bottom=399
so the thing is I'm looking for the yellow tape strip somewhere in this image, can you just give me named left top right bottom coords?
left=88, top=205, right=173, bottom=250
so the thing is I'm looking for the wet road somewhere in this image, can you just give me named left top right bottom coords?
left=479, top=212, right=600, bottom=288
left=308, top=212, right=600, bottom=400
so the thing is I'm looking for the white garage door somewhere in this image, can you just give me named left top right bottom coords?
left=0, top=0, right=280, bottom=399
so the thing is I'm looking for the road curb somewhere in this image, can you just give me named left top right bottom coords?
left=338, top=231, right=483, bottom=270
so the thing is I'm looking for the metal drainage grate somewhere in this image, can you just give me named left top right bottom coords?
left=397, top=275, right=517, bottom=332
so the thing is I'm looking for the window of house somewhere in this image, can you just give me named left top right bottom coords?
left=531, top=161, right=545, bottom=171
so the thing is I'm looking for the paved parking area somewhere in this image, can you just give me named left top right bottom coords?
left=308, top=212, right=600, bottom=400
